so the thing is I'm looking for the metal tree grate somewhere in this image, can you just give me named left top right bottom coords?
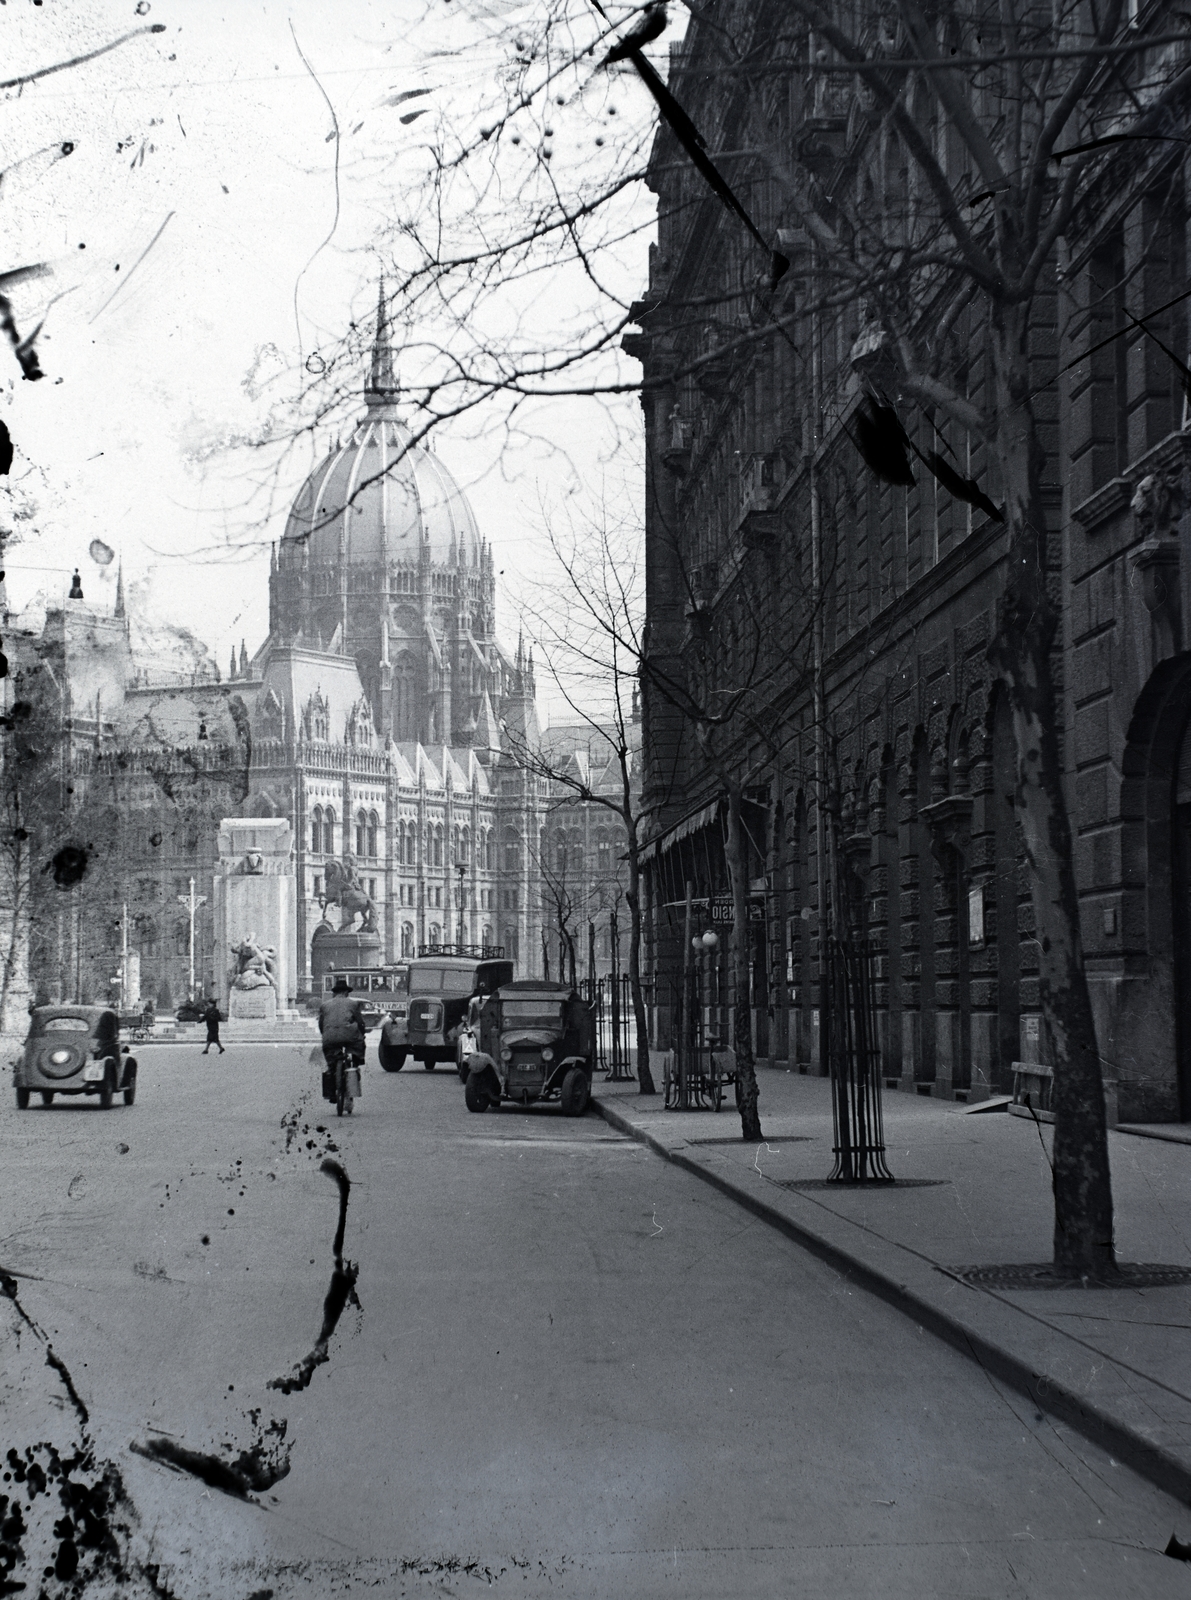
left=826, top=938, right=894, bottom=1183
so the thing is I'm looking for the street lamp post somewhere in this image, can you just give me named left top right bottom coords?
left=177, top=877, right=207, bottom=1001
left=454, top=860, right=466, bottom=947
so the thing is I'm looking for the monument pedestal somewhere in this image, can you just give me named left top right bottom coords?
left=229, top=986, right=277, bottom=1021
left=212, top=818, right=296, bottom=1013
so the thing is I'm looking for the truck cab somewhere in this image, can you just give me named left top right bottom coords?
left=464, top=981, right=596, bottom=1116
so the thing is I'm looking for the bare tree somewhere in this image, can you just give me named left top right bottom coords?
left=508, top=510, right=659, bottom=1094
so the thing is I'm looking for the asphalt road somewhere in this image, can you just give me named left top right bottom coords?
left=3, top=1042, right=1191, bottom=1599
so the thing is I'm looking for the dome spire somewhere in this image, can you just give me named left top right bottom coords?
left=365, top=277, right=400, bottom=412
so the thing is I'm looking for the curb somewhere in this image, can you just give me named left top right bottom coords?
left=593, top=1093, right=1191, bottom=1507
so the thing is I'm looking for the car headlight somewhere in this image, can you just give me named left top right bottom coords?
left=49, top=1049, right=72, bottom=1065
left=541, top=1047, right=554, bottom=1063
left=500, top=1045, right=512, bottom=1062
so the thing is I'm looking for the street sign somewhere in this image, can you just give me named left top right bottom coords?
left=710, top=897, right=765, bottom=926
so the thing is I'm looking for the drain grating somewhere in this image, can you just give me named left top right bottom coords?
left=774, top=1177, right=949, bottom=1189
left=957, top=1262, right=1191, bottom=1290
left=688, top=1135, right=815, bottom=1146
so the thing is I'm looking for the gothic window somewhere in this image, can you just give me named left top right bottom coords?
left=137, top=915, right=158, bottom=958
left=433, top=823, right=444, bottom=867
left=429, top=922, right=441, bottom=946
left=311, top=807, right=324, bottom=854
left=174, top=921, right=188, bottom=957
left=503, top=928, right=520, bottom=962
left=324, top=808, right=336, bottom=856
left=355, top=809, right=368, bottom=857
left=460, top=825, right=471, bottom=866
left=597, top=833, right=611, bottom=872
left=401, top=922, right=414, bottom=957
left=571, top=840, right=585, bottom=878
left=503, top=828, right=521, bottom=873
left=554, top=834, right=567, bottom=875
left=453, top=824, right=461, bottom=865
left=367, top=811, right=379, bottom=859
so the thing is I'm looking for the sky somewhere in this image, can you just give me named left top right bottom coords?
left=0, top=0, right=661, bottom=717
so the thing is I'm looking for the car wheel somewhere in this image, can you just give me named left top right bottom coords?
left=40, top=1090, right=55, bottom=1107
left=16, top=1087, right=29, bottom=1109
left=123, top=1079, right=136, bottom=1106
left=560, top=1067, right=590, bottom=1117
left=378, top=1040, right=406, bottom=1073
left=423, top=1058, right=437, bottom=1071
left=464, top=1075, right=489, bottom=1113
left=99, top=1060, right=115, bottom=1110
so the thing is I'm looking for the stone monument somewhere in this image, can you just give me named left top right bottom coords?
left=211, top=818, right=295, bottom=1020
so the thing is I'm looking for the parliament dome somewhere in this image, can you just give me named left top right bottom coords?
left=279, top=291, right=481, bottom=573
left=280, top=414, right=482, bottom=571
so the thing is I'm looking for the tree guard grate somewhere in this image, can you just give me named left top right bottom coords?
left=957, top=1263, right=1191, bottom=1290
left=825, top=938, right=894, bottom=1182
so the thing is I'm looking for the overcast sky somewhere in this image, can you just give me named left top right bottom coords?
left=0, top=0, right=660, bottom=717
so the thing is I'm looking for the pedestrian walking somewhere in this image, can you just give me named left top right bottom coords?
left=202, top=997, right=225, bottom=1055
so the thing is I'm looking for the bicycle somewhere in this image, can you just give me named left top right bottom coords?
left=331, top=1045, right=358, bottom=1117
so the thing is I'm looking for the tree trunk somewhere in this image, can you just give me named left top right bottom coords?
left=725, top=783, right=762, bottom=1140
left=625, top=841, right=656, bottom=1093
left=988, top=301, right=1115, bottom=1278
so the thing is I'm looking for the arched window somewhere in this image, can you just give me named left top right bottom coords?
left=503, top=927, right=520, bottom=962
left=311, top=806, right=323, bottom=854
left=482, top=828, right=492, bottom=870
left=433, top=824, right=444, bottom=867
left=452, top=824, right=461, bottom=865
left=482, top=923, right=494, bottom=948
left=554, top=834, right=567, bottom=875
left=401, top=921, right=414, bottom=957
left=429, top=921, right=441, bottom=946
left=367, top=810, right=379, bottom=859
left=571, top=840, right=585, bottom=878
left=503, top=828, right=521, bottom=873
left=597, top=832, right=611, bottom=871
left=324, top=808, right=336, bottom=857
left=355, top=809, right=368, bottom=857
left=460, top=825, right=471, bottom=866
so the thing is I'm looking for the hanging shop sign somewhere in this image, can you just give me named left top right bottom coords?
left=710, top=896, right=765, bottom=926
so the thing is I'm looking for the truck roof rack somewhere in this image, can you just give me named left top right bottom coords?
left=417, top=943, right=506, bottom=960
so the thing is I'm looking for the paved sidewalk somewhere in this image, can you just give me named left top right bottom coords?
left=594, top=1064, right=1191, bottom=1502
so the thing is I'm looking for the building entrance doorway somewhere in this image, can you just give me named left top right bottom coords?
left=1172, top=715, right=1191, bottom=1118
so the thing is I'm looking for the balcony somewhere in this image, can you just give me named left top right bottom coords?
left=736, top=454, right=783, bottom=552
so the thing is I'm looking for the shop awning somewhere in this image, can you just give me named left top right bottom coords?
left=637, top=797, right=723, bottom=866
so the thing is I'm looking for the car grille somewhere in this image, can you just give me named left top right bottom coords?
left=408, top=1000, right=441, bottom=1031
left=33, top=1042, right=89, bottom=1080
left=510, top=1054, right=544, bottom=1081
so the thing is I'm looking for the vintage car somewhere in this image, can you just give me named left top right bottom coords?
left=464, top=981, right=596, bottom=1115
left=14, top=1005, right=138, bottom=1109
left=379, top=950, right=513, bottom=1072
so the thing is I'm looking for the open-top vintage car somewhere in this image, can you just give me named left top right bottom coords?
left=14, top=1006, right=138, bottom=1109
left=463, top=981, right=595, bottom=1115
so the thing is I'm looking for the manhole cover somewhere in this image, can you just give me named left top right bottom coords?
left=775, top=1177, right=949, bottom=1190
left=957, top=1262, right=1191, bottom=1290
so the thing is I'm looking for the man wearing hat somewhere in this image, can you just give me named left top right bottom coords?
left=318, top=976, right=368, bottom=1072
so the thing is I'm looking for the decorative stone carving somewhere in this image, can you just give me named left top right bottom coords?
left=919, top=795, right=974, bottom=874
left=230, top=932, right=277, bottom=991
left=1130, top=468, right=1184, bottom=657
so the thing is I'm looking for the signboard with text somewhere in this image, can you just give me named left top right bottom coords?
left=710, top=897, right=765, bottom=926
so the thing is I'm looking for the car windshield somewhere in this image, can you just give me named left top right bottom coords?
left=42, top=1017, right=90, bottom=1033
left=501, top=1000, right=564, bottom=1029
left=413, top=967, right=475, bottom=994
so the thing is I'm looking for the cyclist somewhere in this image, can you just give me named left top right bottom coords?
left=318, top=976, right=367, bottom=1077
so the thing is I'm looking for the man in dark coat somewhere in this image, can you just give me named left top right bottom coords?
left=318, top=976, right=367, bottom=1066
left=202, top=997, right=225, bottom=1055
